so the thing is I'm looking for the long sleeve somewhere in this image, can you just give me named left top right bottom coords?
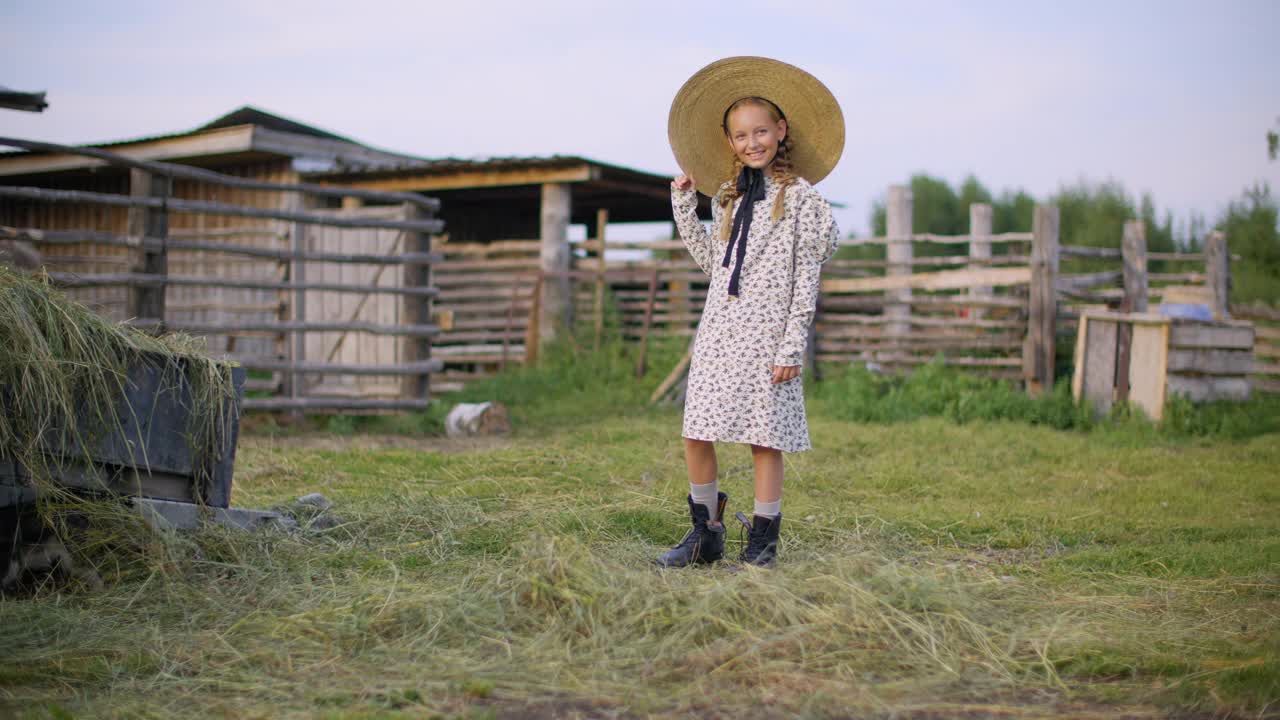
left=774, top=187, right=840, bottom=367
left=671, top=183, right=721, bottom=276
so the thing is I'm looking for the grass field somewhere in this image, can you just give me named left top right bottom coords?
left=2, top=343, right=1278, bottom=719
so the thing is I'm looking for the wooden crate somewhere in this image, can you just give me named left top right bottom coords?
left=1072, top=311, right=1255, bottom=420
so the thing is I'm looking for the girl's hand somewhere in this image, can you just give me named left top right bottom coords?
left=771, top=365, right=801, bottom=384
left=673, top=174, right=695, bottom=192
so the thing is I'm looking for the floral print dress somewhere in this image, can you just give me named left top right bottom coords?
left=671, top=174, right=840, bottom=453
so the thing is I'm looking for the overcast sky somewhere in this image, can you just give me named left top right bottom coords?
left=3, top=0, right=1278, bottom=240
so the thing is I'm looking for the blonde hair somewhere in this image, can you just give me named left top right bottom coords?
left=716, top=97, right=799, bottom=241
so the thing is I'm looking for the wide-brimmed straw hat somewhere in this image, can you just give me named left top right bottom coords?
left=668, top=56, right=845, bottom=197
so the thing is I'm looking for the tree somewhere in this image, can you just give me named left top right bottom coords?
left=1219, top=183, right=1280, bottom=304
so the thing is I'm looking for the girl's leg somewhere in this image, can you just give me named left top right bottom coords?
left=684, top=437, right=718, bottom=484
left=742, top=444, right=784, bottom=566
left=655, top=438, right=726, bottom=567
left=749, top=444, right=783, bottom=517
left=684, top=438, right=719, bottom=521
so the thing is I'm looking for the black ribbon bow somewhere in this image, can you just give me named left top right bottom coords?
left=721, top=166, right=767, bottom=297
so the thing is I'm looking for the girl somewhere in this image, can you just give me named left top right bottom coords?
left=656, top=57, right=844, bottom=568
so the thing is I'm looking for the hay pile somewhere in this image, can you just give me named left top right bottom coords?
left=0, top=266, right=238, bottom=506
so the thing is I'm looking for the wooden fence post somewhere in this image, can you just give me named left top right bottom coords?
left=288, top=218, right=307, bottom=415
left=1122, top=220, right=1148, bottom=313
left=539, top=183, right=572, bottom=345
left=594, top=208, right=608, bottom=351
left=126, top=169, right=170, bottom=326
left=1024, top=205, right=1059, bottom=396
left=968, top=202, right=993, bottom=319
left=1206, top=230, right=1230, bottom=320
left=886, top=185, right=913, bottom=343
left=1116, top=220, right=1148, bottom=402
left=402, top=203, right=433, bottom=403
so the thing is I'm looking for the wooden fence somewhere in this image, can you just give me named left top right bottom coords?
left=569, top=184, right=1271, bottom=398
left=1232, top=303, right=1280, bottom=393
left=6, top=150, right=1270, bottom=405
left=0, top=137, right=444, bottom=411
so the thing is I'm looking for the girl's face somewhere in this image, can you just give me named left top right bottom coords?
left=725, top=103, right=787, bottom=170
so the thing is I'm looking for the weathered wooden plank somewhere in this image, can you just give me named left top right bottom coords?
left=1057, top=270, right=1123, bottom=291
left=1127, top=322, right=1167, bottom=419
left=1169, top=322, right=1255, bottom=350
left=234, top=359, right=444, bottom=375
left=1231, top=302, right=1280, bottom=322
left=1166, top=374, right=1251, bottom=402
left=1166, top=348, right=1255, bottom=375
left=1205, top=231, right=1230, bottom=320
left=840, top=231, right=1033, bottom=246
left=823, top=266, right=1032, bottom=294
left=1060, top=245, right=1123, bottom=259
left=438, top=239, right=542, bottom=256
left=46, top=272, right=440, bottom=297
left=438, top=258, right=542, bottom=272
left=132, top=319, right=441, bottom=337
left=885, top=185, right=913, bottom=339
left=1081, top=317, right=1118, bottom=413
left=0, top=135, right=440, bottom=211
left=241, top=397, right=433, bottom=411
left=818, top=295, right=1028, bottom=311
left=1121, top=220, right=1147, bottom=313
left=126, top=169, right=170, bottom=323
left=0, top=186, right=444, bottom=233
left=1025, top=206, right=1060, bottom=395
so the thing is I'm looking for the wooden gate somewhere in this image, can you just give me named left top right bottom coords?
left=301, top=206, right=409, bottom=400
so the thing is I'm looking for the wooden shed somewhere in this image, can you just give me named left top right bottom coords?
left=307, top=156, right=686, bottom=390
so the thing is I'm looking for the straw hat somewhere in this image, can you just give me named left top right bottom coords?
left=668, top=56, right=845, bottom=197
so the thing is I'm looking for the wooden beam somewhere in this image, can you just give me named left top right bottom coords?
left=0, top=185, right=444, bottom=233
left=1205, top=230, right=1230, bottom=320
left=540, top=183, right=572, bottom=344
left=126, top=169, right=170, bottom=324
left=968, top=202, right=993, bottom=316
left=0, top=135, right=438, bottom=210
left=402, top=203, right=434, bottom=402
left=1122, top=220, right=1148, bottom=313
left=885, top=184, right=912, bottom=338
left=241, top=397, right=432, bottom=411
left=0, top=126, right=255, bottom=177
left=1024, top=205, right=1060, bottom=396
left=329, top=164, right=596, bottom=193
left=822, top=266, right=1032, bottom=294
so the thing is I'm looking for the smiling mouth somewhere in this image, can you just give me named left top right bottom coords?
left=746, top=151, right=765, bottom=161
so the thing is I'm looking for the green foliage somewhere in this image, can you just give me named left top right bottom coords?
left=810, top=361, right=1092, bottom=430
left=810, top=359, right=1280, bottom=442
left=1218, top=183, right=1280, bottom=304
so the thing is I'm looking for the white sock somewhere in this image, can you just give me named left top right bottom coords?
left=754, top=498, right=781, bottom=518
left=690, top=480, right=720, bottom=522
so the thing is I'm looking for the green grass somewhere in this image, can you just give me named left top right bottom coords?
left=2, top=339, right=1278, bottom=718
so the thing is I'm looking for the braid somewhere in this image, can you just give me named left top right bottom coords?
left=769, top=134, right=798, bottom=222
left=717, top=156, right=744, bottom=241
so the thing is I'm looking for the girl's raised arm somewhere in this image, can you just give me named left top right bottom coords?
left=671, top=176, right=721, bottom=276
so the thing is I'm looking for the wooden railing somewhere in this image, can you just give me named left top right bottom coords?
left=1231, top=303, right=1280, bottom=394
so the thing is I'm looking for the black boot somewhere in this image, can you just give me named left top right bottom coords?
left=736, top=511, right=782, bottom=567
left=655, top=492, right=728, bottom=568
